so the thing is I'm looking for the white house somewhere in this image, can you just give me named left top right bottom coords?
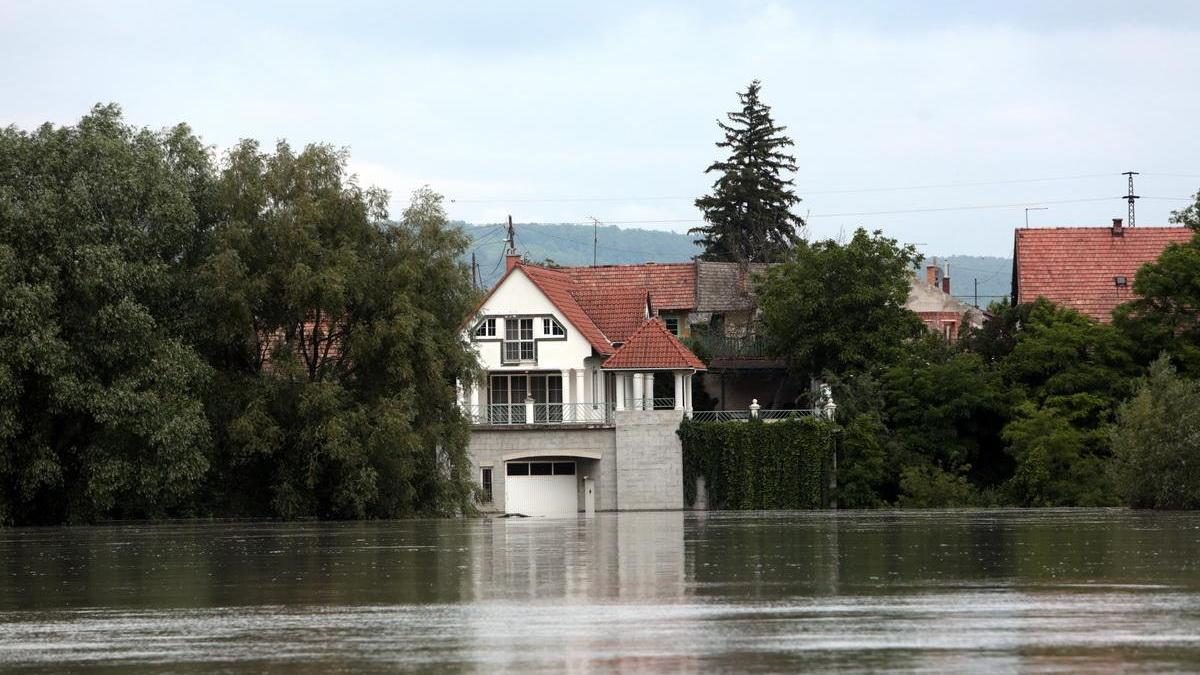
left=461, top=253, right=706, bottom=516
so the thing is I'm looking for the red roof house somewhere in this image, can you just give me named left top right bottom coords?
left=1013, top=219, right=1194, bottom=323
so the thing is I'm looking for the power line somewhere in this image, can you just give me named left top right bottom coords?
left=448, top=172, right=1122, bottom=204
left=470, top=193, right=1197, bottom=236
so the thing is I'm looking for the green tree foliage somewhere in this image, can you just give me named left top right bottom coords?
left=1, top=106, right=479, bottom=525
left=198, top=141, right=478, bottom=519
left=835, top=413, right=888, bottom=508
left=882, top=336, right=1011, bottom=500
left=758, top=228, right=923, bottom=378
left=679, top=418, right=834, bottom=509
left=0, top=105, right=214, bottom=524
left=691, top=80, right=804, bottom=262
left=993, top=299, right=1133, bottom=505
left=1113, top=231, right=1200, bottom=375
left=1112, top=357, right=1200, bottom=509
left=1169, top=188, right=1200, bottom=230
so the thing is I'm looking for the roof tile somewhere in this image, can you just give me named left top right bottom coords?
left=1014, top=226, right=1194, bottom=322
left=601, top=318, right=706, bottom=370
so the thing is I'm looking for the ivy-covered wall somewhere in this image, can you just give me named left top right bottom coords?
left=679, top=417, right=835, bottom=509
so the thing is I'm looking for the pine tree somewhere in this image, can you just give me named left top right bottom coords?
left=691, top=80, right=805, bottom=262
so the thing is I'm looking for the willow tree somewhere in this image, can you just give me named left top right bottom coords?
left=198, top=142, right=478, bottom=519
left=0, top=105, right=215, bottom=524
left=691, top=80, right=805, bottom=262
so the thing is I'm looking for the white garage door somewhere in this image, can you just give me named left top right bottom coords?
left=505, top=461, right=577, bottom=516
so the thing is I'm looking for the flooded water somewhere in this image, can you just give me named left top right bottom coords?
left=2, top=509, right=1200, bottom=672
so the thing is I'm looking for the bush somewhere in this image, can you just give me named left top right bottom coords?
left=1112, top=357, right=1200, bottom=509
left=897, top=465, right=978, bottom=507
left=679, top=417, right=834, bottom=509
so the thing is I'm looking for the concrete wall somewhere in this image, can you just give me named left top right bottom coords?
left=614, top=410, right=685, bottom=510
left=468, top=411, right=687, bottom=513
left=470, top=427, right=616, bottom=512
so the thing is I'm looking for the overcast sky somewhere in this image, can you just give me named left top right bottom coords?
left=3, top=0, right=1199, bottom=256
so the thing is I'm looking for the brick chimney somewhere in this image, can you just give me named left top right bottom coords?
left=926, top=264, right=940, bottom=287
left=505, top=252, right=521, bottom=273
left=1112, top=217, right=1124, bottom=237
left=941, top=263, right=951, bottom=294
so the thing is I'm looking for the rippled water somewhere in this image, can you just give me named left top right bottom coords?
left=3, top=509, right=1200, bottom=672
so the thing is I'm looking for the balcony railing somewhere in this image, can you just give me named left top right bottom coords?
left=689, top=333, right=772, bottom=359
left=688, top=408, right=819, bottom=423
left=627, top=397, right=679, bottom=411
left=467, top=402, right=615, bottom=426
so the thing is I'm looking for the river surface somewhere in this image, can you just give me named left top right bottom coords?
left=2, top=509, right=1200, bottom=672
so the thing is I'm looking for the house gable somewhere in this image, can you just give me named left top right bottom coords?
left=469, top=266, right=601, bottom=371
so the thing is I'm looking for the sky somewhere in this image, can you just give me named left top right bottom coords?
left=2, top=0, right=1200, bottom=256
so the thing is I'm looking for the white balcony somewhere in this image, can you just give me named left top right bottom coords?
left=466, top=402, right=616, bottom=426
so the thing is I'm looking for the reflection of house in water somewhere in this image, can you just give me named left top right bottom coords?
left=466, top=512, right=688, bottom=601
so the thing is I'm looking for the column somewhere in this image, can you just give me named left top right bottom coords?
left=632, top=372, right=644, bottom=411
left=683, top=373, right=692, bottom=413
left=573, top=369, right=585, bottom=421
left=673, top=371, right=684, bottom=410
left=469, top=382, right=481, bottom=421
left=615, top=372, right=626, bottom=411
left=645, top=373, right=655, bottom=410
left=561, top=371, right=571, bottom=423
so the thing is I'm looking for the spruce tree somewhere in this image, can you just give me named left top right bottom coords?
left=691, top=80, right=805, bottom=262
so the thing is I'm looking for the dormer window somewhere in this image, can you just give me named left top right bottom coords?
left=1114, top=276, right=1128, bottom=288
left=543, top=317, right=565, bottom=337
left=474, top=318, right=496, bottom=338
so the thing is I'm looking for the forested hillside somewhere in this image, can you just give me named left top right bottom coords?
left=457, top=221, right=1014, bottom=302
left=459, top=222, right=700, bottom=284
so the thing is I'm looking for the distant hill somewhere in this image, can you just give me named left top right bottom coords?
left=459, top=222, right=700, bottom=285
left=918, top=256, right=1013, bottom=308
left=456, top=221, right=1012, bottom=304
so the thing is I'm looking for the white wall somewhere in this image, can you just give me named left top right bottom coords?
left=467, top=269, right=598, bottom=401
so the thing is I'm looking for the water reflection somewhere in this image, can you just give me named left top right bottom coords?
left=2, top=510, right=1200, bottom=672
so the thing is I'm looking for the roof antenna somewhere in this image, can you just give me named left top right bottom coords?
left=504, top=215, right=517, bottom=255
left=1122, top=171, right=1139, bottom=227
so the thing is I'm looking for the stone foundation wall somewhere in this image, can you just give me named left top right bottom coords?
left=614, top=410, right=685, bottom=510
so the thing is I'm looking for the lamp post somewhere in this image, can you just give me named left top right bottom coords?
left=1025, top=206, right=1048, bottom=228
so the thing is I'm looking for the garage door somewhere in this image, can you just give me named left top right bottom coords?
left=505, top=461, right=577, bottom=516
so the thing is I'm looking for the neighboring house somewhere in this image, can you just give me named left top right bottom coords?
left=461, top=254, right=706, bottom=516
left=908, top=263, right=987, bottom=341
left=1012, top=219, right=1194, bottom=323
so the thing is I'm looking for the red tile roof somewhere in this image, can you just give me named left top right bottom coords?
left=567, top=263, right=696, bottom=310
left=1014, top=226, right=1195, bottom=323
left=571, top=286, right=648, bottom=344
left=517, top=264, right=615, bottom=355
left=602, top=318, right=706, bottom=370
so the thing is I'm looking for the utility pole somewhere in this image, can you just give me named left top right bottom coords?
left=471, top=252, right=478, bottom=289
left=590, top=217, right=601, bottom=266
left=974, top=278, right=979, bottom=309
left=1123, top=171, right=1140, bottom=227
left=504, top=215, right=516, bottom=256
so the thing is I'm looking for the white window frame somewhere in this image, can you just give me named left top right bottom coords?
left=474, top=317, right=497, bottom=338
left=543, top=317, right=566, bottom=337
left=503, top=318, right=536, bottom=363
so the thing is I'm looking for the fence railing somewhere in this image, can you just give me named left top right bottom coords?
left=627, top=397, right=678, bottom=411
left=688, top=408, right=820, bottom=423
left=467, top=402, right=615, bottom=426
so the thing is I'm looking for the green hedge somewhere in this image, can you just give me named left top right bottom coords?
left=679, top=417, right=835, bottom=509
